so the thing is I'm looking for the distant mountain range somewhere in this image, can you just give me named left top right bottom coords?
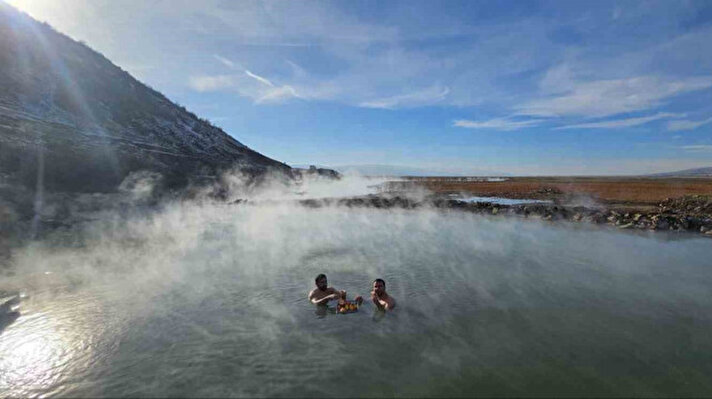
left=291, top=164, right=508, bottom=177
left=0, top=3, right=289, bottom=193
left=648, top=167, right=712, bottom=177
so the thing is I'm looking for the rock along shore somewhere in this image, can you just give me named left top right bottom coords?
left=293, top=194, right=712, bottom=237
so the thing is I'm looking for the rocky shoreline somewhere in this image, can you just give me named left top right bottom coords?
left=296, top=194, right=712, bottom=237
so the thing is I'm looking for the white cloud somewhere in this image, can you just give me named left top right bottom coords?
left=539, top=64, right=575, bottom=95
left=213, top=54, right=236, bottom=69
left=519, top=74, right=712, bottom=118
left=285, top=60, right=307, bottom=78
left=453, top=118, right=542, bottom=131
left=680, top=145, right=712, bottom=152
left=189, top=73, right=301, bottom=104
left=244, top=70, right=274, bottom=87
left=189, top=74, right=235, bottom=91
left=667, top=117, right=712, bottom=132
left=557, top=112, right=681, bottom=129
left=255, top=85, right=299, bottom=104
left=359, top=86, right=450, bottom=109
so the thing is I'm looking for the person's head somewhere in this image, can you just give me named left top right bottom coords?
left=373, top=278, right=386, bottom=296
left=315, top=274, right=327, bottom=291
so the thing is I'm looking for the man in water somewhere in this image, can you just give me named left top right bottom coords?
left=308, top=273, right=363, bottom=306
left=371, top=278, right=396, bottom=310
left=308, top=273, right=345, bottom=305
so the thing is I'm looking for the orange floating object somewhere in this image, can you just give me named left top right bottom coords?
left=338, top=301, right=359, bottom=314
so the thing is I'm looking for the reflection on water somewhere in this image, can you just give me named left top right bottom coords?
left=2, top=205, right=712, bottom=397
left=0, top=290, right=108, bottom=397
left=455, top=195, right=552, bottom=205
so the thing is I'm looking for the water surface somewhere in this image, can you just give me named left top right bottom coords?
left=458, top=196, right=552, bottom=205
left=2, top=204, right=712, bottom=397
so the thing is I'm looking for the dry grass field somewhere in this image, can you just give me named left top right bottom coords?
left=391, top=177, right=712, bottom=207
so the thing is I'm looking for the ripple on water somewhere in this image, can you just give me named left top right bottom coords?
left=2, top=207, right=712, bottom=396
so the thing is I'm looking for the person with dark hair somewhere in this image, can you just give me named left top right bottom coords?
left=371, top=278, right=396, bottom=310
left=308, top=274, right=364, bottom=307
left=308, top=274, right=341, bottom=305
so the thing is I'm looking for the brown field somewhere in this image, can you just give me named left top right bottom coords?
left=392, top=176, right=712, bottom=207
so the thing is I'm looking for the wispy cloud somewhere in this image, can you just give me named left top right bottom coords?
left=256, top=85, right=299, bottom=103
left=204, top=57, right=286, bottom=98
left=557, top=112, right=680, bottom=129
left=244, top=70, right=274, bottom=87
left=189, top=72, right=300, bottom=104
left=213, top=54, right=236, bottom=69
left=285, top=60, right=307, bottom=78
left=359, top=86, right=450, bottom=109
left=189, top=74, right=235, bottom=91
left=679, top=145, right=712, bottom=152
left=519, top=74, right=712, bottom=118
left=453, top=118, right=542, bottom=131
left=667, top=117, right=712, bottom=131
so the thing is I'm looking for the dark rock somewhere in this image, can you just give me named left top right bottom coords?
left=292, top=165, right=341, bottom=180
left=287, top=193, right=712, bottom=237
left=535, top=187, right=562, bottom=195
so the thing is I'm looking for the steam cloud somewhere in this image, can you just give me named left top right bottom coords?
left=1, top=171, right=712, bottom=397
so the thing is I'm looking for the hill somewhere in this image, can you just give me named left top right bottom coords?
left=649, top=167, right=712, bottom=177
left=0, top=3, right=290, bottom=193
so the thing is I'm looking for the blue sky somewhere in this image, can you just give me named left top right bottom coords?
left=8, top=0, right=712, bottom=175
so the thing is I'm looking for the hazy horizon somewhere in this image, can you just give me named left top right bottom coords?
left=292, top=163, right=712, bottom=177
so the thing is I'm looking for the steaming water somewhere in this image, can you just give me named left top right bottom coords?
left=2, top=203, right=712, bottom=397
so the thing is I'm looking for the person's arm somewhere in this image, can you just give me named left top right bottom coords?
left=372, top=291, right=396, bottom=310
left=371, top=291, right=385, bottom=310
left=311, top=294, right=338, bottom=305
left=309, top=288, right=339, bottom=305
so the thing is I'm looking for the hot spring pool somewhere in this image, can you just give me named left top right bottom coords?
left=2, top=203, right=712, bottom=397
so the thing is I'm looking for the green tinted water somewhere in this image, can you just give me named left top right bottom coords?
left=2, top=204, right=712, bottom=397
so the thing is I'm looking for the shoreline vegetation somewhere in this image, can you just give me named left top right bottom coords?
left=391, top=176, right=712, bottom=207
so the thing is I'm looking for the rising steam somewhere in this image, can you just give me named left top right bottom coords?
left=2, top=171, right=712, bottom=397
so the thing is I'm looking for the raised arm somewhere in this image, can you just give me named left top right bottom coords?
left=371, top=291, right=396, bottom=310
left=371, top=291, right=385, bottom=310
left=309, top=288, right=339, bottom=305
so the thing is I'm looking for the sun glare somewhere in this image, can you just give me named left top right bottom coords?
left=5, top=0, right=60, bottom=25
left=5, top=0, right=32, bottom=13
